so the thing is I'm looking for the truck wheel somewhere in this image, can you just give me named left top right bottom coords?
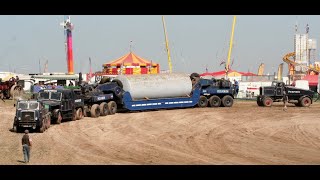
left=83, top=106, right=89, bottom=117
left=300, top=97, right=311, bottom=107
left=221, top=95, right=234, bottom=107
left=263, top=97, right=273, bottom=107
left=56, top=111, right=62, bottom=124
left=209, top=95, right=221, bottom=107
left=71, top=110, right=77, bottom=121
left=76, top=108, right=84, bottom=120
left=198, top=96, right=208, bottom=108
left=257, top=96, right=263, bottom=106
left=112, top=79, right=123, bottom=89
left=90, top=104, right=100, bottom=118
left=99, top=76, right=111, bottom=84
left=40, top=126, right=45, bottom=133
left=108, top=101, right=117, bottom=115
left=99, top=102, right=109, bottom=116
left=39, top=121, right=45, bottom=133
left=13, top=125, right=17, bottom=133
left=47, top=115, right=51, bottom=129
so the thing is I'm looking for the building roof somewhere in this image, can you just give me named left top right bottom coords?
left=200, top=70, right=257, bottom=77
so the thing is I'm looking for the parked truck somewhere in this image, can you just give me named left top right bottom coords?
left=257, top=81, right=315, bottom=107
left=76, top=82, right=118, bottom=118
left=37, top=89, right=84, bottom=124
left=96, top=73, right=235, bottom=112
left=13, top=100, right=51, bottom=133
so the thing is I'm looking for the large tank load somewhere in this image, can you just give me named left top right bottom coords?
left=114, top=73, right=192, bottom=100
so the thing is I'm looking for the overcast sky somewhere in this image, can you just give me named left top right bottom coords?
left=0, top=15, right=319, bottom=75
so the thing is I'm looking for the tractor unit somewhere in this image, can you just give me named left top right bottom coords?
left=257, top=81, right=315, bottom=107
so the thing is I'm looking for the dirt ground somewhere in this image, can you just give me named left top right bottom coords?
left=1, top=99, right=320, bottom=165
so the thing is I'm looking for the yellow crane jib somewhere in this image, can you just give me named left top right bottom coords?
left=257, top=63, right=265, bottom=76
left=225, top=16, right=237, bottom=78
left=162, top=16, right=172, bottom=73
left=277, top=63, right=283, bottom=80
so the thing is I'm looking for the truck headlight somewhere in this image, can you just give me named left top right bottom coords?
left=35, top=117, right=38, bottom=120
left=18, top=117, right=21, bottom=120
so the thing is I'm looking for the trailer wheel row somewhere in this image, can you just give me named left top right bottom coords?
left=198, top=95, right=234, bottom=108
left=84, top=101, right=117, bottom=118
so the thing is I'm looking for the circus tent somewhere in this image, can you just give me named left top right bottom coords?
left=102, top=52, right=160, bottom=75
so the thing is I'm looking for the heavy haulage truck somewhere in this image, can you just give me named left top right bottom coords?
left=77, top=82, right=118, bottom=118
left=13, top=100, right=51, bottom=133
left=96, top=72, right=235, bottom=112
left=37, top=89, right=85, bottom=124
left=257, top=81, right=316, bottom=107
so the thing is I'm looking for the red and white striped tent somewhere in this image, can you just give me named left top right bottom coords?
left=102, top=52, right=160, bottom=75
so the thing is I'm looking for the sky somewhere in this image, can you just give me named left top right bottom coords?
left=0, top=15, right=320, bottom=75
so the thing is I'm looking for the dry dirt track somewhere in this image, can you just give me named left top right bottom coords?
left=1, top=100, right=320, bottom=165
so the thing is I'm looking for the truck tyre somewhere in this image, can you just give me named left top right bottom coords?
left=40, top=126, right=45, bottom=133
left=90, top=104, right=100, bottom=118
left=262, top=97, right=273, bottom=107
left=39, top=121, right=45, bottom=133
left=71, top=109, right=77, bottom=121
left=112, top=79, right=123, bottom=89
left=13, top=125, right=17, bottom=133
left=209, top=95, right=221, bottom=107
left=108, top=101, right=117, bottom=115
left=300, top=97, right=311, bottom=107
left=190, top=72, right=200, bottom=79
left=47, top=115, right=51, bottom=129
left=221, top=95, right=234, bottom=107
left=198, top=96, right=208, bottom=108
left=56, top=111, right=62, bottom=124
left=99, top=76, right=111, bottom=84
left=76, top=108, right=84, bottom=120
left=257, top=95, right=263, bottom=106
left=99, top=102, right=109, bottom=116
left=83, top=106, right=89, bottom=117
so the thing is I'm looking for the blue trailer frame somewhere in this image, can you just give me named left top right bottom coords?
left=121, top=88, right=201, bottom=111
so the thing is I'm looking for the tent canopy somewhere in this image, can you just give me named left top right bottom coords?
left=103, top=52, right=157, bottom=67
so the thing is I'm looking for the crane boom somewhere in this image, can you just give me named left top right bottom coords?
left=225, top=16, right=237, bottom=78
left=258, top=63, right=265, bottom=75
left=277, top=63, right=283, bottom=80
left=162, top=16, right=173, bottom=73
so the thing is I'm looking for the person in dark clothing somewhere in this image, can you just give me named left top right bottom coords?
left=282, top=85, right=288, bottom=111
left=22, top=130, right=32, bottom=163
left=233, top=79, right=239, bottom=96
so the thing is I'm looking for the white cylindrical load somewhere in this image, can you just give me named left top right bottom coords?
left=115, top=73, right=192, bottom=99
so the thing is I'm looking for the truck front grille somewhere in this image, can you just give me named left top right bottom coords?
left=21, top=112, right=35, bottom=122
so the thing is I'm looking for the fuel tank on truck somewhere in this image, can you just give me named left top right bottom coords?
left=114, top=73, right=193, bottom=100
